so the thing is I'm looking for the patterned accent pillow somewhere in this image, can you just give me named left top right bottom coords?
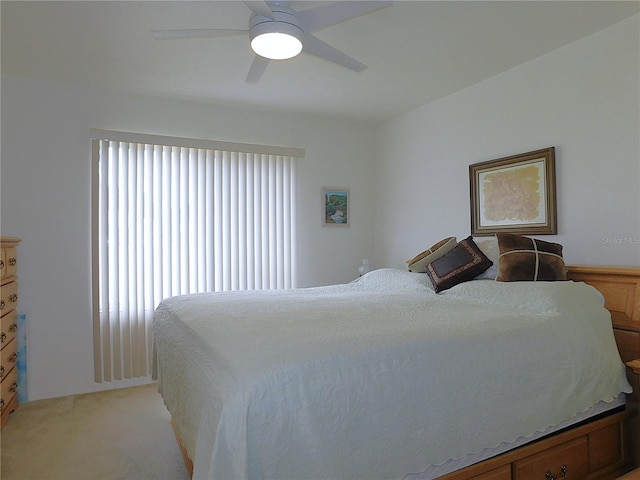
left=426, top=236, right=493, bottom=292
left=406, top=237, right=457, bottom=273
left=496, top=233, right=567, bottom=282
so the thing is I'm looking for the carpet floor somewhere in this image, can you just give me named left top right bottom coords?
left=0, top=383, right=189, bottom=480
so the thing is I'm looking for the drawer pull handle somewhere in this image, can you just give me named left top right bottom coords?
left=545, top=465, right=568, bottom=480
left=10, top=381, right=17, bottom=393
left=0, top=399, right=4, bottom=412
left=9, top=293, right=17, bottom=302
left=0, top=300, right=4, bottom=310
left=0, top=365, right=4, bottom=378
left=9, top=353, right=17, bottom=364
left=0, top=259, right=4, bottom=269
left=8, top=257, right=16, bottom=266
left=9, top=323, right=17, bottom=333
left=0, top=332, right=5, bottom=343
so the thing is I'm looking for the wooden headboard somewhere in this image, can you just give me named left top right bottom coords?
left=566, top=265, right=640, bottom=365
left=566, top=265, right=640, bottom=468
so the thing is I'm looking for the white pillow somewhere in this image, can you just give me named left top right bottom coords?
left=353, top=268, right=435, bottom=292
left=473, top=236, right=499, bottom=280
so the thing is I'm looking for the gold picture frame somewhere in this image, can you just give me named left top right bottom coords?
left=469, top=147, right=557, bottom=236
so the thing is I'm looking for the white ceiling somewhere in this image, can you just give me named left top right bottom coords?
left=2, top=1, right=639, bottom=123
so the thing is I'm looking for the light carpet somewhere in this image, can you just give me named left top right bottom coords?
left=0, top=383, right=189, bottom=480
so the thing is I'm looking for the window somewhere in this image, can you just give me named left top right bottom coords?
left=91, top=130, right=303, bottom=382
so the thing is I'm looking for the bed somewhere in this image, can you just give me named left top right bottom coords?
left=152, top=264, right=639, bottom=480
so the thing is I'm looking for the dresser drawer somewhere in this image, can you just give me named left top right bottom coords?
left=469, top=465, right=511, bottom=480
left=0, top=281, right=18, bottom=317
left=0, top=237, right=19, bottom=429
left=513, top=437, right=588, bottom=480
left=1, top=338, right=18, bottom=380
left=589, top=420, right=626, bottom=471
left=1, top=247, right=17, bottom=279
left=1, top=312, right=18, bottom=348
left=1, top=365, right=18, bottom=413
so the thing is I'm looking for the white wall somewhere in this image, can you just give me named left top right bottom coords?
left=1, top=78, right=376, bottom=400
left=374, top=15, right=640, bottom=270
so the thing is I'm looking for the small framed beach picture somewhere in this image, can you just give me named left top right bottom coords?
left=322, top=188, right=350, bottom=227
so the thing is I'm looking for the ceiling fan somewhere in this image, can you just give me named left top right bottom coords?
left=151, top=1, right=392, bottom=83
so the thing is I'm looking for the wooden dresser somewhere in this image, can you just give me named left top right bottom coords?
left=1, top=236, right=20, bottom=428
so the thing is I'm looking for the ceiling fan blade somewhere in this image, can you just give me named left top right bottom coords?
left=298, top=1, right=392, bottom=33
left=152, top=29, right=247, bottom=40
left=243, top=1, right=274, bottom=19
left=302, top=34, right=366, bottom=73
left=246, top=56, right=270, bottom=83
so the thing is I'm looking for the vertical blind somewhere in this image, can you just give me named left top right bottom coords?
left=91, top=130, right=303, bottom=382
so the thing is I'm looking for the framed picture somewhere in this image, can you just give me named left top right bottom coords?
left=322, top=188, right=350, bottom=227
left=469, top=147, right=557, bottom=236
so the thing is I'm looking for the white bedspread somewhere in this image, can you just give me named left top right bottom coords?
left=152, top=269, right=631, bottom=480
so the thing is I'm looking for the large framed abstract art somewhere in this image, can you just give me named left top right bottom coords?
left=469, top=147, right=557, bottom=236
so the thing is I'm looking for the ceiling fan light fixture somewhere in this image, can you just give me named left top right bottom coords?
left=249, top=7, right=304, bottom=60
left=251, top=31, right=302, bottom=60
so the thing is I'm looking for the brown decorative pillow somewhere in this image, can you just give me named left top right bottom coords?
left=406, top=237, right=457, bottom=273
left=496, top=233, right=567, bottom=282
left=426, top=236, right=493, bottom=292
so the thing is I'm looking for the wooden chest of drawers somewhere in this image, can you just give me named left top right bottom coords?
left=1, top=236, right=20, bottom=428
